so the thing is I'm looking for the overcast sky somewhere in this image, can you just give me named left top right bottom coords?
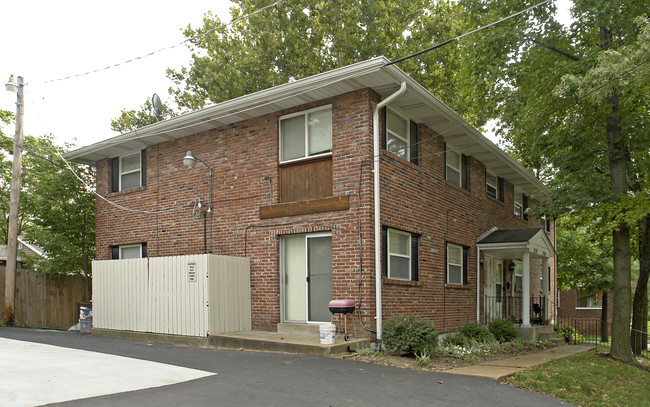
left=0, top=1, right=572, bottom=150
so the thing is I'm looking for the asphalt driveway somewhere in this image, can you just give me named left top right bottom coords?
left=0, top=327, right=573, bottom=406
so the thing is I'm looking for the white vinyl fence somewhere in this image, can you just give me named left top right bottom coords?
left=92, top=254, right=251, bottom=337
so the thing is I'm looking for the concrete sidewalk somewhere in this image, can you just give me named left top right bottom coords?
left=446, top=344, right=594, bottom=380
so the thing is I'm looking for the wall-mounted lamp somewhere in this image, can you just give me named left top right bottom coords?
left=509, top=262, right=516, bottom=273
left=182, top=150, right=213, bottom=254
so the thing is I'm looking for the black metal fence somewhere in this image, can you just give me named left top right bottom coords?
left=631, top=328, right=650, bottom=359
left=555, top=316, right=649, bottom=359
left=484, top=295, right=548, bottom=325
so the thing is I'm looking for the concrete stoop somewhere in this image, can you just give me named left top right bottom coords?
left=209, top=330, right=370, bottom=356
left=518, top=324, right=562, bottom=345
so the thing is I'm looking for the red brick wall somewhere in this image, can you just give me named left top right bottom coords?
left=378, top=116, right=554, bottom=333
left=94, top=88, right=555, bottom=335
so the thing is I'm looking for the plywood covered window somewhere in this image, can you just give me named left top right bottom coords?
left=279, top=106, right=333, bottom=203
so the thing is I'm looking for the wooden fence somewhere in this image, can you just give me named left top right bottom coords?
left=0, top=266, right=91, bottom=329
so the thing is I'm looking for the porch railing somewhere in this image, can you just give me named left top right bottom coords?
left=483, top=295, right=548, bottom=325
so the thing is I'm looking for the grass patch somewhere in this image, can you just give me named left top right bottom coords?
left=504, top=351, right=650, bottom=407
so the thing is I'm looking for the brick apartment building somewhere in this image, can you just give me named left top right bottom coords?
left=67, top=57, right=556, bottom=339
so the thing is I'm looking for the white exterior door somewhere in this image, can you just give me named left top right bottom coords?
left=281, top=233, right=332, bottom=323
left=484, top=255, right=503, bottom=320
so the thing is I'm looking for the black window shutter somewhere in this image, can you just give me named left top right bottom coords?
left=462, top=246, right=469, bottom=285
left=443, top=142, right=447, bottom=180
left=411, top=235, right=419, bottom=281
left=497, top=177, right=504, bottom=202
left=409, top=121, right=419, bottom=165
left=461, top=154, right=469, bottom=190
left=523, top=194, right=529, bottom=220
left=110, top=246, right=119, bottom=260
left=141, top=150, right=147, bottom=187
left=141, top=243, right=147, bottom=258
left=380, top=107, right=387, bottom=150
left=111, top=158, right=119, bottom=193
left=382, top=227, right=388, bottom=278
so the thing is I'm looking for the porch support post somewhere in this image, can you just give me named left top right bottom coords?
left=522, top=251, right=531, bottom=327
left=541, top=257, right=549, bottom=320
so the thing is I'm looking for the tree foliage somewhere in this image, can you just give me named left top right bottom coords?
left=0, top=128, right=95, bottom=276
left=112, top=0, right=558, bottom=132
left=493, top=1, right=650, bottom=361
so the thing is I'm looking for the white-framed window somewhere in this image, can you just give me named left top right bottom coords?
left=540, top=216, right=552, bottom=232
left=514, top=190, right=523, bottom=217
left=446, top=148, right=462, bottom=187
left=446, top=243, right=465, bottom=285
left=386, top=108, right=409, bottom=160
left=111, top=243, right=146, bottom=259
left=388, top=229, right=412, bottom=280
left=486, top=171, right=498, bottom=198
left=120, top=152, right=142, bottom=190
left=576, top=288, right=601, bottom=309
left=279, top=106, right=332, bottom=163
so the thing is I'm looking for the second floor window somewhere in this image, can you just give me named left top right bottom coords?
left=486, top=171, right=498, bottom=198
left=445, top=146, right=468, bottom=190
left=514, top=191, right=523, bottom=217
left=386, top=109, right=409, bottom=160
left=111, top=150, right=146, bottom=192
left=280, top=106, right=332, bottom=163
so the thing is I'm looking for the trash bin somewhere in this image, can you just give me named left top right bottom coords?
left=79, top=306, right=92, bottom=334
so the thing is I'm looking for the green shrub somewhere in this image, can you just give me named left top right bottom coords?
left=442, top=333, right=472, bottom=348
left=382, top=316, right=438, bottom=355
left=554, top=324, right=580, bottom=343
left=459, top=323, right=494, bottom=343
left=488, top=319, right=519, bottom=342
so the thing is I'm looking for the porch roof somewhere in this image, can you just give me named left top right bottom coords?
left=476, top=228, right=555, bottom=259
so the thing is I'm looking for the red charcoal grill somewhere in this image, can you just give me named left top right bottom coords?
left=328, top=299, right=356, bottom=341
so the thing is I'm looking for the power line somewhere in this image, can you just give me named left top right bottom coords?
left=386, top=0, right=554, bottom=66
left=38, top=0, right=287, bottom=85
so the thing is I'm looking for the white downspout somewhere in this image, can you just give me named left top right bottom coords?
left=373, top=81, right=407, bottom=344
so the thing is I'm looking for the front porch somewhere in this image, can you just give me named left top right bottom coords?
left=483, top=295, right=550, bottom=326
left=477, top=228, right=556, bottom=333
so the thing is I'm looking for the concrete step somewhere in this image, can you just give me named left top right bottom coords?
left=277, top=323, right=321, bottom=335
left=209, top=330, right=370, bottom=356
left=538, top=331, right=565, bottom=346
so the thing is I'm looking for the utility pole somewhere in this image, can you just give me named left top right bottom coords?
left=4, top=75, right=24, bottom=326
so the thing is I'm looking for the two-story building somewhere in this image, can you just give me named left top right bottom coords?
left=67, top=57, right=556, bottom=341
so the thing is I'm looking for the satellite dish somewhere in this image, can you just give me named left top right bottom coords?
left=152, top=93, right=163, bottom=117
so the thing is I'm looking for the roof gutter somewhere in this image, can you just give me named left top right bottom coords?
left=373, top=81, right=407, bottom=345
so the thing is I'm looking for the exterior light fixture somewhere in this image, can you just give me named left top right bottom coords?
left=5, top=75, right=18, bottom=93
left=182, top=150, right=213, bottom=254
left=183, top=151, right=196, bottom=169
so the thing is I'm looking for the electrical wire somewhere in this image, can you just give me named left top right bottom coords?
left=55, top=150, right=198, bottom=214
left=386, top=0, right=554, bottom=66
left=38, top=0, right=287, bottom=85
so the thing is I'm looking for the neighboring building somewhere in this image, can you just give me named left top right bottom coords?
left=558, top=288, right=611, bottom=319
left=0, top=237, right=46, bottom=268
left=66, top=57, right=556, bottom=338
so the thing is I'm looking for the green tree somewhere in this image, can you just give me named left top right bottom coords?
left=556, top=216, right=612, bottom=342
left=495, top=2, right=650, bottom=361
left=0, top=130, right=95, bottom=276
left=113, top=0, right=556, bottom=132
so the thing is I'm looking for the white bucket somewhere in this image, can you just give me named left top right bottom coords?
left=319, top=323, right=336, bottom=345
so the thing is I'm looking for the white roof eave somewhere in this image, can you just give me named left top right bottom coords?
left=65, top=56, right=549, bottom=198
